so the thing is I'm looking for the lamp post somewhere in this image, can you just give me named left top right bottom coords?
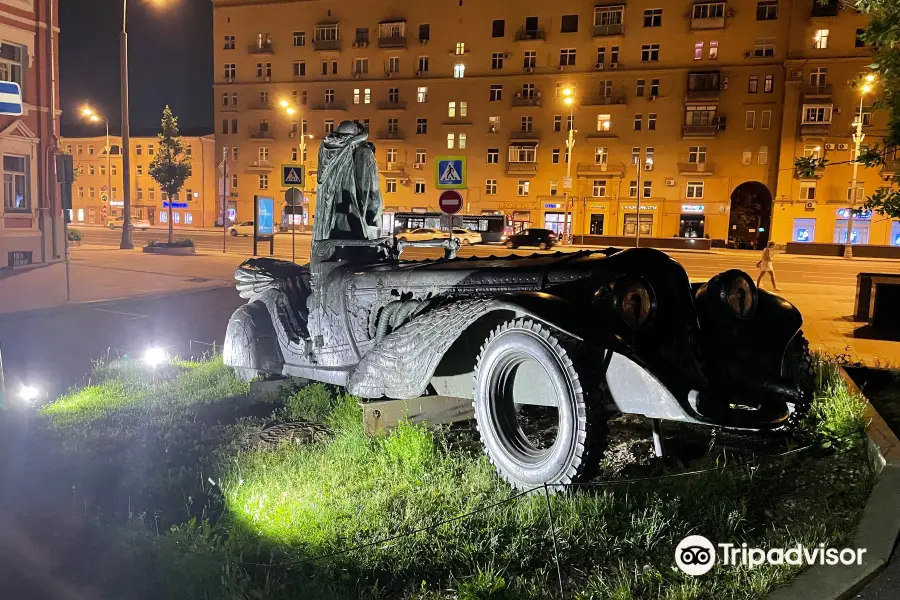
left=562, top=88, right=576, bottom=244
left=282, top=102, right=314, bottom=261
left=119, top=0, right=134, bottom=248
left=844, top=73, right=876, bottom=259
left=82, top=107, right=112, bottom=221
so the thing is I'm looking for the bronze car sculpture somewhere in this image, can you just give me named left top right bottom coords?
left=224, top=121, right=813, bottom=490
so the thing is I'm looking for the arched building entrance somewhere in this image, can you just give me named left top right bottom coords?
left=728, top=181, right=773, bottom=249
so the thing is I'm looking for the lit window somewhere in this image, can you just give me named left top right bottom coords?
left=814, top=29, right=829, bottom=49
left=459, top=133, right=467, bottom=149
left=2, top=155, right=28, bottom=210
left=709, top=41, right=718, bottom=59
left=456, top=42, right=465, bottom=55
left=597, top=114, right=611, bottom=131
left=517, top=180, right=530, bottom=196
left=742, top=150, right=752, bottom=165
left=454, top=63, right=466, bottom=78
left=592, top=180, right=607, bottom=197
left=686, top=181, right=704, bottom=199
left=800, top=181, right=816, bottom=200
left=694, top=42, right=703, bottom=61
left=595, top=147, right=608, bottom=164
left=447, top=133, right=455, bottom=149
left=417, top=86, right=428, bottom=103
left=448, top=102, right=456, bottom=117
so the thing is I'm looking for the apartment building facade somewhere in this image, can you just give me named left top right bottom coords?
left=0, top=0, right=64, bottom=268
left=212, top=0, right=895, bottom=246
left=62, top=134, right=218, bottom=228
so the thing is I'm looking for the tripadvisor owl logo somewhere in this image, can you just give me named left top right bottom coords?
left=674, top=535, right=868, bottom=576
left=675, top=535, right=717, bottom=576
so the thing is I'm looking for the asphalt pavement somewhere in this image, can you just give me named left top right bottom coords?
left=0, top=286, right=243, bottom=399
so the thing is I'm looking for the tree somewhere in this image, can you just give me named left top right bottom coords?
left=149, top=106, right=192, bottom=244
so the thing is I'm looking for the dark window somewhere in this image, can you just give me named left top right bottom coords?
left=8, top=251, right=32, bottom=268
left=492, top=19, right=505, bottom=37
left=560, top=15, right=578, bottom=33
left=231, top=119, right=238, bottom=134
left=419, top=24, right=430, bottom=41
left=756, top=0, right=778, bottom=20
left=525, top=16, right=538, bottom=32
left=856, top=28, right=866, bottom=48
left=222, top=120, right=228, bottom=134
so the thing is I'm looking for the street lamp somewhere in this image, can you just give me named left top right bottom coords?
left=562, top=88, right=576, bottom=244
left=844, top=73, right=877, bottom=259
left=81, top=106, right=113, bottom=222
left=281, top=102, right=315, bottom=261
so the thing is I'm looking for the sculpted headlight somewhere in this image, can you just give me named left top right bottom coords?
left=612, top=276, right=657, bottom=331
left=715, top=270, right=758, bottom=320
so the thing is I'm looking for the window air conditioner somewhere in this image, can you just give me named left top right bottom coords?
left=805, top=202, right=815, bottom=210
left=504, top=53, right=512, bottom=59
left=665, top=179, right=676, bottom=186
left=824, top=143, right=835, bottom=150
left=558, top=65, right=566, bottom=72
left=837, top=143, right=849, bottom=151
left=648, top=95, right=657, bottom=102
left=524, top=67, right=534, bottom=73
left=594, top=63, right=604, bottom=71
left=644, top=162, right=654, bottom=171
left=609, top=62, right=619, bottom=69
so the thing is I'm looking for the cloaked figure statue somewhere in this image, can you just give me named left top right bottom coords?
left=314, top=120, right=383, bottom=242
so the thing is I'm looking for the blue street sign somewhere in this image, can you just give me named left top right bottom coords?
left=257, top=196, right=275, bottom=236
left=163, top=201, right=189, bottom=208
left=0, top=81, right=23, bottom=116
left=435, top=156, right=466, bottom=189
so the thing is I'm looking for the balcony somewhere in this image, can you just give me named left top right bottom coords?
left=802, top=83, right=833, bottom=99
left=443, top=118, right=474, bottom=127
left=249, top=41, right=274, bottom=54
left=576, top=162, right=624, bottom=177
left=313, top=39, right=341, bottom=51
left=515, top=28, right=545, bottom=42
left=512, top=93, right=542, bottom=107
left=310, top=102, right=347, bottom=111
left=376, top=130, right=404, bottom=140
left=690, top=4, right=727, bottom=30
left=582, top=92, right=626, bottom=106
left=506, top=161, right=538, bottom=176
left=592, top=23, right=624, bottom=37
left=682, top=124, right=719, bottom=137
left=510, top=130, right=540, bottom=141
left=376, top=100, right=406, bottom=111
left=677, top=161, right=716, bottom=176
left=379, top=161, right=407, bottom=174
left=249, top=128, right=274, bottom=140
left=585, top=130, right=619, bottom=139
left=685, top=88, right=720, bottom=102
left=800, top=122, right=831, bottom=138
left=811, top=0, right=840, bottom=17
left=882, top=160, right=900, bottom=176
left=246, top=160, right=274, bottom=172
left=378, top=35, right=407, bottom=49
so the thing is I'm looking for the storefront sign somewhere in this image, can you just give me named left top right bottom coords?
left=587, top=204, right=607, bottom=210
left=109, top=200, right=124, bottom=207
left=544, top=203, right=562, bottom=209
left=163, top=201, right=189, bottom=209
left=499, top=201, right=536, bottom=210
left=836, top=208, right=872, bottom=219
left=681, top=204, right=705, bottom=213
left=621, top=205, right=658, bottom=211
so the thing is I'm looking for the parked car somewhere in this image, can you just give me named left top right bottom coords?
left=229, top=221, right=255, bottom=237
left=504, top=228, right=557, bottom=250
left=106, top=217, right=150, bottom=230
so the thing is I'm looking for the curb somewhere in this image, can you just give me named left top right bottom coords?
left=765, top=366, right=900, bottom=600
left=0, top=282, right=233, bottom=320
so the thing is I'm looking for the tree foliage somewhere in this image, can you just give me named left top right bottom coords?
left=150, top=106, right=192, bottom=244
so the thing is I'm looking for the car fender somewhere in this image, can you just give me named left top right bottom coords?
left=347, top=293, right=629, bottom=400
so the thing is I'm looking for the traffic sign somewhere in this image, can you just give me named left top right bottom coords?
left=439, top=190, right=463, bottom=215
left=0, top=81, right=23, bottom=116
left=435, top=156, right=466, bottom=189
left=100, top=206, right=108, bottom=219
left=101, top=194, right=109, bottom=203
left=282, top=164, right=305, bottom=187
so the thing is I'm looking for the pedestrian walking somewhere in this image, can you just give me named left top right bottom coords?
left=756, top=241, right=779, bottom=291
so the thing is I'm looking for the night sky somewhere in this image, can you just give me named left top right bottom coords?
left=59, top=0, right=213, bottom=137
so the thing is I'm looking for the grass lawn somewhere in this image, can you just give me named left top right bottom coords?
left=25, top=355, right=873, bottom=600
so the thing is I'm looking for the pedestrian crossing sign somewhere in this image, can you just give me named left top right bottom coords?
left=435, top=156, right=466, bottom=189
left=282, top=164, right=305, bottom=187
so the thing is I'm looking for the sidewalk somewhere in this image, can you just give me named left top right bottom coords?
left=0, top=246, right=245, bottom=315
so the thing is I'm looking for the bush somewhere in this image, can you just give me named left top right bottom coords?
left=146, top=236, right=194, bottom=248
left=67, top=229, right=82, bottom=242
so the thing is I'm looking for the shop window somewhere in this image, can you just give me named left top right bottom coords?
left=891, top=222, right=900, bottom=246
left=792, top=218, right=815, bottom=242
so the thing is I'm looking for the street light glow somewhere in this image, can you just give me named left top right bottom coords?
left=865, top=73, right=876, bottom=83
left=81, top=106, right=94, bottom=117
left=286, top=107, right=296, bottom=115
left=564, top=96, right=574, bottom=106
left=562, top=88, right=572, bottom=97
left=861, top=84, right=873, bottom=94
left=90, top=114, right=100, bottom=122
left=280, top=99, right=290, bottom=108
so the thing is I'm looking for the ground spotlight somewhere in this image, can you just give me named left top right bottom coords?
left=19, top=385, right=40, bottom=404
left=143, top=347, right=168, bottom=367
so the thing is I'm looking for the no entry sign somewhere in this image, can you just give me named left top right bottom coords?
left=439, top=190, right=463, bottom=215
